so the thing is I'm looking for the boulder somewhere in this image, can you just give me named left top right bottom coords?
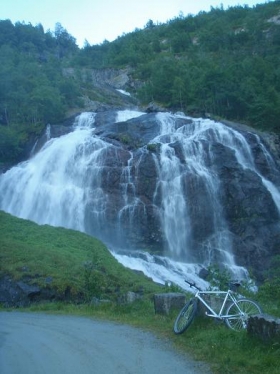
left=247, top=314, right=280, bottom=343
left=0, top=276, right=40, bottom=307
left=0, top=276, right=78, bottom=307
left=154, top=293, right=186, bottom=315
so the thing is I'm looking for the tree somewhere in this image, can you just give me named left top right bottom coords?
left=0, top=126, right=22, bottom=162
left=171, top=76, right=187, bottom=110
left=0, top=19, right=16, bottom=46
left=54, top=22, right=78, bottom=58
left=145, top=19, right=155, bottom=29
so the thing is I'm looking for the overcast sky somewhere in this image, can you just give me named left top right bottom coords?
left=0, top=0, right=271, bottom=47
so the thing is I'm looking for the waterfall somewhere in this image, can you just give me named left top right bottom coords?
left=117, top=151, right=146, bottom=240
left=152, top=113, right=236, bottom=272
left=0, top=112, right=109, bottom=233
left=153, top=142, right=191, bottom=258
left=1, top=110, right=279, bottom=289
left=188, top=119, right=280, bottom=212
left=46, top=123, right=51, bottom=140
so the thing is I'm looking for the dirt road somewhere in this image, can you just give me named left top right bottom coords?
left=0, top=311, right=211, bottom=373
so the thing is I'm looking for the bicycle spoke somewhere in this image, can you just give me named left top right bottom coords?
left=174, top=298, right=197, bottom=334
left=225, top=299, right=262, bottom=331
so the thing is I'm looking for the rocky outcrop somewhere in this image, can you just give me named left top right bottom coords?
left=0, top=276, right=74, bottom=307
left=247, top=314, right=280, bottom=343
left=63, top=67, right=139, bottom=112
left=0, top=276, right=144, bottom=307
left=63, top=67, right=132, bottom=90
left=210, top=138, right=280, bottom=277
left=88, top=112, right=280, bottom=280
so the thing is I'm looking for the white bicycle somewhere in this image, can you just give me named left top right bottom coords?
left=174, top=280, right=262, bottom=334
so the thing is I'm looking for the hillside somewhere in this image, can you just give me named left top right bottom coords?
left=1, top=1, right=280, bottom=166
left=0, top=210, right=162, bottom=306
left=77, top=1, right=280, bottom=129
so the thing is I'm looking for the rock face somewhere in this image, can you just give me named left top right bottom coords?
left=1, top=110, right=280, bottom=282
left=92, top=111, right=280, bottom=281
left=248, top=314, right=280, bottom=343
left=0, top=276, right=66, bottom=307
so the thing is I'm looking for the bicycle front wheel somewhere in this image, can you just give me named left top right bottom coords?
left=225, top=299, right=262, bottom=331
left=173, top=298, right=198, bottom=334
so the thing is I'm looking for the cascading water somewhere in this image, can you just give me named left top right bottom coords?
left=1, top=110, right=279, bottom=289
left=0, top=113, right=109, bottom=233
left=155, top=142, right=191, bottom=258
left=152, top=114, right=236, bottom=271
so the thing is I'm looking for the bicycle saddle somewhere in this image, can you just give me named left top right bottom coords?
left=229, top=281, right=241, bottom=287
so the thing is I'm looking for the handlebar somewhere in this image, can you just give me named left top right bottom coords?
left=185, top=280, right=202, bottom=291
left=185, top=279, right=241, bottom=292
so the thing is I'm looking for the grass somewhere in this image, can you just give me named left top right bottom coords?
left=0, top=210, right=162, bottom=300
left=1, top=210, right=279, bottom=373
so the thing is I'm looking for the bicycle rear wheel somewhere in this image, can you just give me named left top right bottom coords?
left=225, top=299, right=262, bottom=331
left=173, top=298, right=198, bottom=334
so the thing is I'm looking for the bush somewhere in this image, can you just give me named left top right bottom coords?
left=206, top=264, right=231, bottom=291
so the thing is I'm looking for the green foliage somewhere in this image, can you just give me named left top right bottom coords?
left=172, top=317, right=280, bottom=374
left=82, top=260, right=106, bottom=300
left=206, top=264, right=232, bottom=291
left=75, top=2, right=280, bottom=131
left=0, top=126, right=23, bottom=162
left=205, top=263, right=280, bottom=317
left=1, top=1, right=280, bottom=166
left=256, top=255, right=280, bottom=316
left=147, top=143, right=159, bottom=153
left=0, top=210, right=162, bottom=301
left=0, top=20, right=81, bottom=164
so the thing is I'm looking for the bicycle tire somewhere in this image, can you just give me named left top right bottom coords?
left=173, top=298, right=198, bottom=334
left=225, top=299, right=262, bottom=331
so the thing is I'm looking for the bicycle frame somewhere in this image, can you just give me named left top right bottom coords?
left=194, top=289, right=240, bottom=319
left=174, top=280, right=262, bottom=334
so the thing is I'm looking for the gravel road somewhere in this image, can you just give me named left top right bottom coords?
left=0, top=311, right=211, bottom=374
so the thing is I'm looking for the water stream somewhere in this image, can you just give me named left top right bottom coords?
left=1, top=110, right=279, bottom=289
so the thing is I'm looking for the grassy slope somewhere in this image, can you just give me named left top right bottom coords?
left=0, top=210, right=279, bottom=374
left=0, top=210, right=162, bottom=300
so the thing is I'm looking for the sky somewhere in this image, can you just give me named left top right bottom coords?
left=0, top=0, right=271, bottom=47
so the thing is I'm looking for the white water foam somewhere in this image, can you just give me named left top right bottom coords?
left=111, top=249, right=209, bottom=291
left=116, top=89, right=131, bottom=96
left=115, top=110, right=145, bottom=123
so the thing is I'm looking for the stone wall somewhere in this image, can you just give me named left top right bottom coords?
left=247, top=314, right=280, bottom=343
left=154, top=293, right=186, bottom=315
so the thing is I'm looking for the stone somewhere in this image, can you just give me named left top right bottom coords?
left=0, top=276, right=81, bottom=306
left=125, top=291, right=142, bottom=303
left=247, top=314, right=280, bottom=343
left=0, top=277, right=41, bottom=307
left=154, top=293, right=186, bottom=315
left=145, top=102, right=166, bottom=113
left=17, top=281, right=40, bottom=296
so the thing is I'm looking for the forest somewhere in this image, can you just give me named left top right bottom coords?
left=0, top=1, right=280, bottom=164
